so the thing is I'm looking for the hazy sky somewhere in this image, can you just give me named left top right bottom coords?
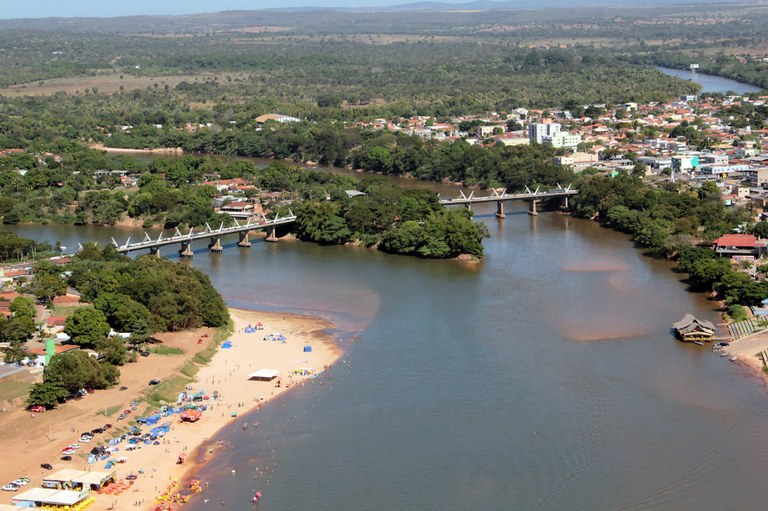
left=2, top=0, right=466, bottom=19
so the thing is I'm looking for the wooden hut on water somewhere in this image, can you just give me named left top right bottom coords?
left=673, top=314, right=716, bottom=342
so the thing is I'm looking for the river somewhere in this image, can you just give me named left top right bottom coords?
left=9, top=201, right=768, bottom=510
left=656, top=66, right=763, bottom=94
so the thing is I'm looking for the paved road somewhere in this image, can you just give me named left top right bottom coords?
left=0, top=365, right=26, bottom=379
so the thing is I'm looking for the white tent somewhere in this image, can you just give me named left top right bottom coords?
left=249, top=369, right=279, bottom=381
left=13, top=487, right=89, bottom=506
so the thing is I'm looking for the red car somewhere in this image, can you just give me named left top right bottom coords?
left=30, top=406, right=45, bottom=413
left=123, top=410, right=131, bottom=415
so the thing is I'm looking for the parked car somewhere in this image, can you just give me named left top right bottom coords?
left=119, top=386, right=128, bottom=391
left=117, top=414, right=125, bottom=421
left=29, top=405, right=45, bottom=413
left=1, top=484, right=19, bottom=492
left=60, top=456, right=72, bottom=462
left=148, top=379, right=160, bottom=385
left=12, top=479, right=28, bottom=487
left=68, top=443, right=80, bottom=449
left=123, top=410, right=131, bottom=415
left=140, top=352, right=150, bottom=358
left=40, top=464, right=52, bottom=470
left=61, top=449, right=76, bottom=456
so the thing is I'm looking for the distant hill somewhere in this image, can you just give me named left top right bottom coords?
left=0, top=0, right=744, bottom=33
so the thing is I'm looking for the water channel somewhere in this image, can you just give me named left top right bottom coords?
left=9, top=179, right=768, bottom=509
left=656, top=66, right=763, bottom=94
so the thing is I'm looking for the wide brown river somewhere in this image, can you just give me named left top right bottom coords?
left=9, top=181, right=768, bottom=510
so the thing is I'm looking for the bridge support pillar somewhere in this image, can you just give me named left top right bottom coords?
left=266, top=227, right=278, bottom=243
left=528, top=199, right=539, bottom=216
left=179, top=241, right=193, bottom=258
left=464, top=203, right=472, bottom=211
left=495, top=201, right=506, bottom=219
left=561, top=196, right=569, bottom=210
left=149, top=247, right=160, bottom=258
left=208, top=237, right=223, bottom=252
left=238, top=231, right=252, bottom=247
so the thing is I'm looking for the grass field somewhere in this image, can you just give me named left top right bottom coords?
left=0, top=72, right=251, bottom=97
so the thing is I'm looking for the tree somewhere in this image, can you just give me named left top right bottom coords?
left=26, top=380, right=69, bottom=409
left=29, top=272, right=67, bottom=304
left=64, top=307, right=110, bottom=349
left=93, top=293, right=152, bottom=336
left=9, top=296, right=36, bottom=320
left=44, top=350, right=116, bottom=393
left=754, top=220, right=768, bottom=239
left=94, top=337, right=128, bottom=366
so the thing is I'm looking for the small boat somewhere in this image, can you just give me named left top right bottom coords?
left=694, top=341, right=704, bottom=346
left=252, top=491, right=262, bottom=503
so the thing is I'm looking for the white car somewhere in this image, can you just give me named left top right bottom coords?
left=11, top=480, right=27, bottom=487
left=67, top=443, right=80, bottom=450
left=1, top=484, right=19, bottom=492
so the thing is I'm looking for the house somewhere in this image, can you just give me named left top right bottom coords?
left=673, top=313, right=716, bottom=342
left=47, top=316, right=68, bottom=329
left=712, top=234, right=759, bottom=257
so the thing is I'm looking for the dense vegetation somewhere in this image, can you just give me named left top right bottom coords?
left=570, top=172, right=767, bottom=319
left=25, top=246, right=229, bottom=409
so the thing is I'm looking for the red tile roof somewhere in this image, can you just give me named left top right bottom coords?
left=713, top=234, right=757, bottom=248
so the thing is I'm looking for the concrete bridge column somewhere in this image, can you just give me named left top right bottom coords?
left=178, top=241, right=193, bottom=258
left=238, top=231, right=252, bottom=247
left=265, top=227, right=278, bottom=243
left=208, top=237, right=223, bottom=252
left=562, top=196, right=569, bottom=210
left=464, top=203, right=472, bottom=211
left=528, top=199, right=539, bottom=216
left=149, top=247, right=161, bottom=258
left=495, top=201, right=506, bottom=219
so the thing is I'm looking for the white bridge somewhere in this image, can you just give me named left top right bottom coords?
left=110, top=212, right=296, bottom=257
left=440, top=185, right=577, bottom=217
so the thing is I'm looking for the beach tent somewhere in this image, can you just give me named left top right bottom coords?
left=222, top=340, right=232, bottom=349
left=180, top=409, right=202, bottom=422
left=249, top=369, right=279, bottom=381
left=256, top=322, right=264, bottom=330
left=303, top=345, right=312, bottom=352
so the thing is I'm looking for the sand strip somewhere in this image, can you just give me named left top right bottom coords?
left=0, top=308, right=342, bottom=511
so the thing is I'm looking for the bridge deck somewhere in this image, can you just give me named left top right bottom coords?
left=114, top=216, right=297, bottom=254
left=440, top=189, right=577, bottom=206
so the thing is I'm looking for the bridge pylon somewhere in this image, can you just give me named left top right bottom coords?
left=265, top=227, right=278, bottom=242
left=238, top=231, right=252, bottom=247
left=179, top=241, right=194, bottom=258
left=496, top=201, right=506, bottom=219
left=528, top=199, right=539, bottom=216
left=209, top=237, right=223, bottom=252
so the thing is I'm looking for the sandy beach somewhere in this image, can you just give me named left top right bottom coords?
left=0, top=307, right=341, bottom=511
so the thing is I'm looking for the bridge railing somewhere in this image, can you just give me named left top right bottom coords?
left=111, top=211, right=296, bottom=253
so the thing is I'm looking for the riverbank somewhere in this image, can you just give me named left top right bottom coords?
left=89, top=144, right=184, bottom=155
left=0, top=308, right=341, bottom=511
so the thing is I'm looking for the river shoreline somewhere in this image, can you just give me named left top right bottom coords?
left=0, top=307, right=343, bottom=511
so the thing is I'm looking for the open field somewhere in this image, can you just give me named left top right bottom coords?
left=0, top=72, right=252, bottom=97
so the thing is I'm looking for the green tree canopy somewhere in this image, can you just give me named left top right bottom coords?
left=64, top=307, right=110, bottom=349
